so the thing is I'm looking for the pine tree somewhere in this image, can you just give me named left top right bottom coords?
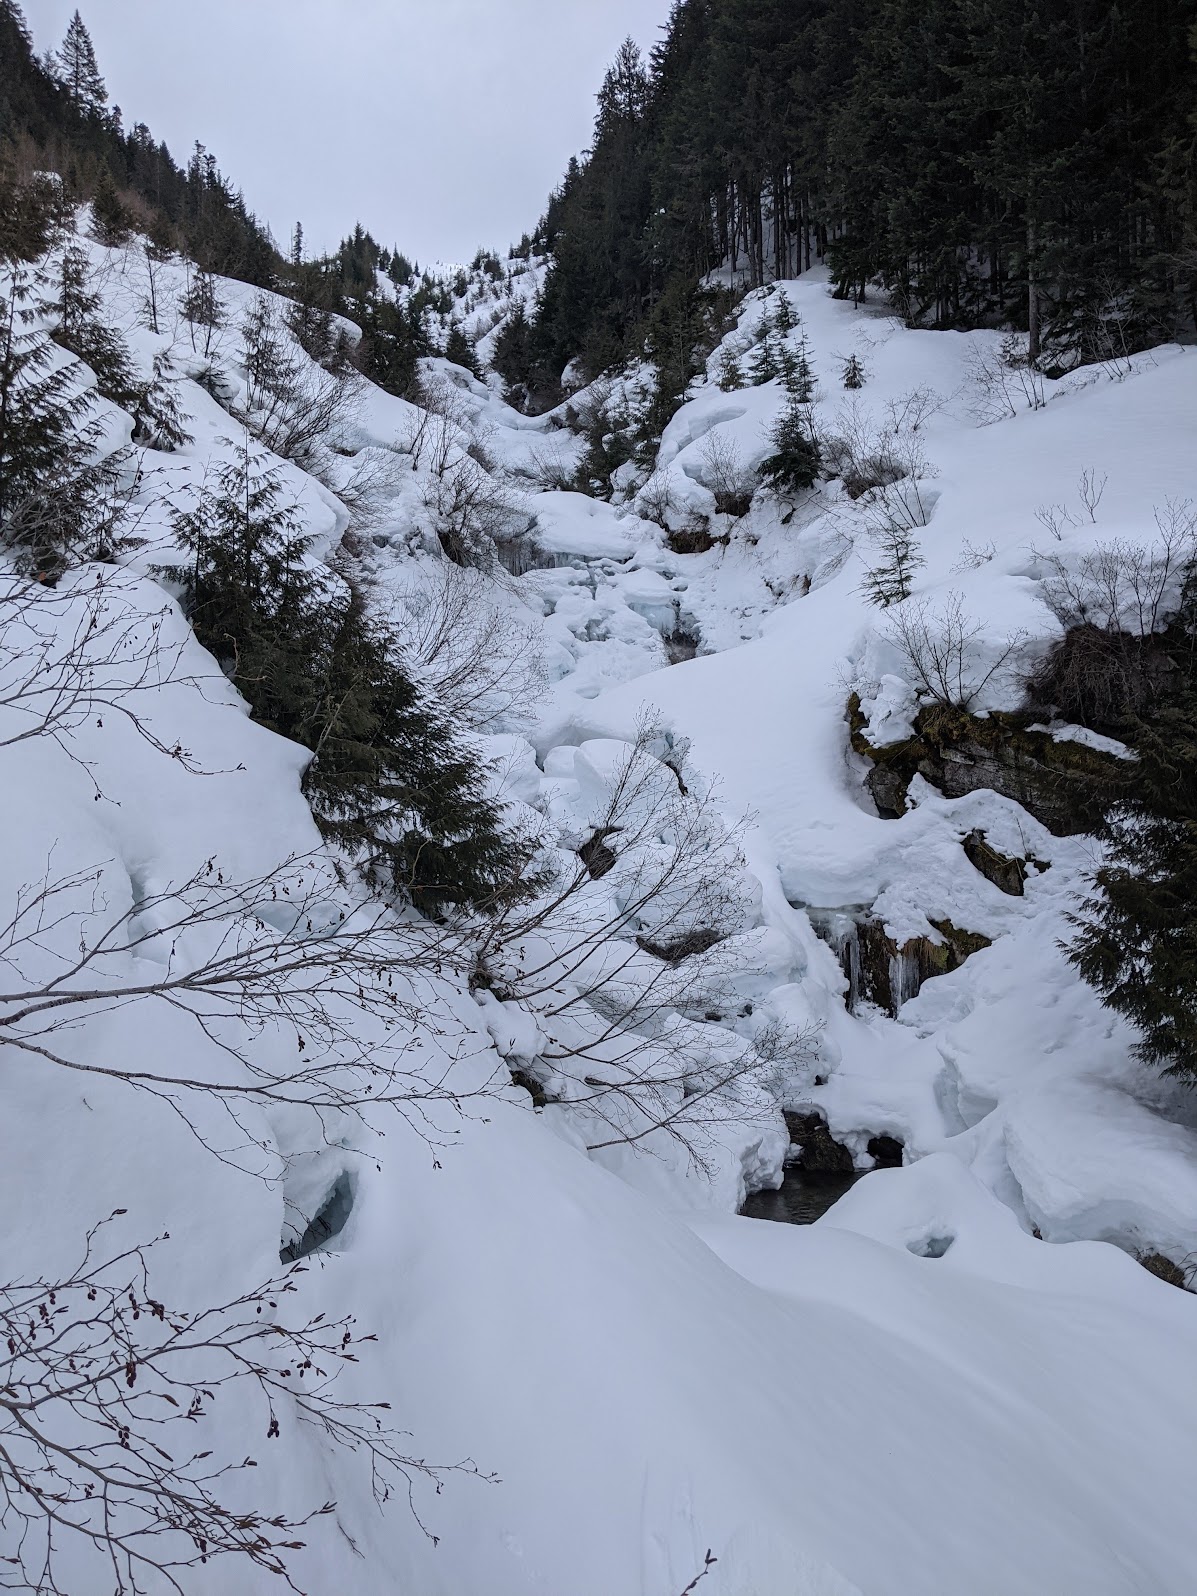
left=90, top=167, right=131, bottom=246
left=444, top=323, right=480, bottom=377
left=759, top=393, right=822, bottom=494
left=1068, top=577, right=1197, bottom=1078
left=861, top=524, right=924, bottom=606
left=780, top=329, right=816, bottom=401
left=0, top=263, right=121, bottom=574
left=180, top=267, right=224, bottom=356
left=131, top=351, right=193, bottom=451
left=53, top=244, right=138, bottom=405
left=54, top=9, right=108, bottom=116
left=842, top=353, right=866, bottom=389
left=172, top=446, right=530, bottom=913
left=716, top=346, right=744, bottom=391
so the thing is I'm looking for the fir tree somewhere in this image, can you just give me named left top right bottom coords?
left=52, top=243, right=138, bottom=405
left=0, top=163, right=70, bottom=264
left=54, top=9, right=108, bottom=116
left=842, top=353, right=866, bottom=389
left=172, top=446, right=530, bottom=913
left=89, top=167, right=131, bottom=246
left=759, top=393, right=822, bottom=494
left=131, top=350, right=193, bottom=452
left=444, top=323, right=480, bottom=378
left=716, top=346, right=745, bottom=390
left=1068, top=577, right=1197, bottom=1077
left=861, top=524, right=924, bottom=606
left=180, top=266, right=224, bottom=356
left=749, top=334, right=780, bottom=386
left=780, top=329, right=816, bottom=401
left=0, top=263, right=121, bottom=574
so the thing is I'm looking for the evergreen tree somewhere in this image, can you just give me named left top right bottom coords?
left=716, top=345, right=744, bottom=390
left=759, top=393, right=821, bottom=494
left=54, top=9, right=107, bottom=116
left=780, top=329, right=816, bottom=401
left=1068, top=568, right=1197, bottom=1077
left=444, top=323, right=480, bottom=377
left=1070, top=700, right=1197, bottom=1075
left=861, top=524, right=924, bottom=606
left=89, top=166, right=131, bottom=246
left=0, top=163, right=70, bottom=264
left=0, top=263, right=121, bottom=574
left=52, top=243, right=138, bottom=405
left=180, top=266, right=224, bottom=356
left=172, top=446, right=529, bottom=913
left=842, top=353, right=866, bottom=389
left=131, top=350, right=193, bottom=452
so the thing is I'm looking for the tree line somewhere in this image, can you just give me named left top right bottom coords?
left=501, top=0, right=1196, bottom=399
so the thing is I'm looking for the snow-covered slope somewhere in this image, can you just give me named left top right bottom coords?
left=3, top=230, right=1195, bottom=1596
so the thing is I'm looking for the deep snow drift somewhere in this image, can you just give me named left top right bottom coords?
left=2, top=229, right=1196, bottom=1595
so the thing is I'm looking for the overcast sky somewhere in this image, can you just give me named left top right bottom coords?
left=23, top=0, right=673, bottom=264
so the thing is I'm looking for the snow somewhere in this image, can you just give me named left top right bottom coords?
left=3, top=231, right=1196, bottom=1594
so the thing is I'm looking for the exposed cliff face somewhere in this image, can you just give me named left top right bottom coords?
left=811, top=908, right=993, bottom=1018
left=848, top=697, right=1126, bottom=836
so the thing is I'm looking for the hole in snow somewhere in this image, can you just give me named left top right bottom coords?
left=280, top=1172, right=355, bottom=1265
left=906, top=1232, right=955, bottom=1259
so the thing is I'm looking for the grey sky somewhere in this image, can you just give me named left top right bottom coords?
left=23, top=0, right=673, bottom=265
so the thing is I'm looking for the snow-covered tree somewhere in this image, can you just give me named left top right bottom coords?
left=54, top=9, right=108, bottom=116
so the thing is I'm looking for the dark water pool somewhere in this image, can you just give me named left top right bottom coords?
left=741, top=1169, right=865, bottom=1225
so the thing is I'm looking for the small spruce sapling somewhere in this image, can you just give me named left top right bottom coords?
left=861, top=522, right=925, bottom=606
left=759, top=393, right=822, bottom=494
left=716, top=346, right=745, bottom=391
left=842, top=353, right=866, bottom=389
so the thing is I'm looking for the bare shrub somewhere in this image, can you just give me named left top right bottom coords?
left=472, top=724, right=818, bottom=1171
left=965, top=333, right=1046, bottom=423
left=699, top=431, right=756, bottom=518
left=0, top=1218, right=488, bottom=1595
left=423, top=453, right=526, bottom=569
left=397, top=561, right=545, bottom=730
left=1039, top=501, right=1197, bottom=637
left=0, top=566, right=211, bottom=781
left=890, top=592, right=1024, bottom=710
left=1028, top=501, right=1197, bottom=727
left=831, top=390, right=939, bottom=525
left=636, top=470, right=679, bottom=529
left=525, top=437, right=578, bottom=492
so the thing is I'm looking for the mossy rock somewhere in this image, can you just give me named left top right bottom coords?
left=847, top=695, right=1127, bottom=835
left=1139, top=1251, right=1188, bottom=1290
left=783, top=1110, right=855, bottom=1174
left=963, top=829, right=1031, bottom=896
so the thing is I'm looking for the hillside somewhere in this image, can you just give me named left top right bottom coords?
left=2, top=5, right=1197, bottom=1595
